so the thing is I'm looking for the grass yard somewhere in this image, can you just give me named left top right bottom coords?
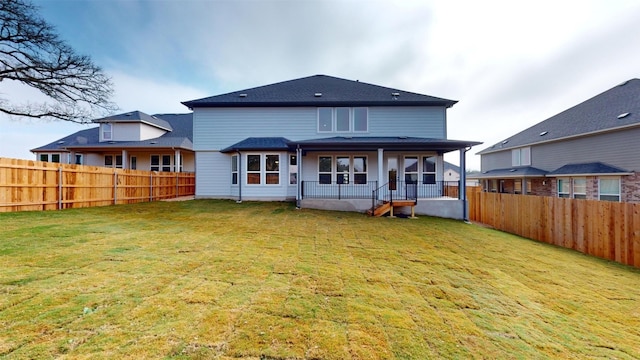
left=1, top=200, right=640, bottom=359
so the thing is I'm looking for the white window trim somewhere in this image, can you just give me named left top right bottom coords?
left=289, top=154, right=297, bottom=186
left=231, top=155, right=238, bottom=185
left=317, top=107, right=369, bottom=134
left=318, top=155, right=369, bottom=185
left=598, top=177, right=621, bottom=202
left=572, top=177, right=586, bottom=199
left=102, top=123, right=112, bottom=141
left=245, top=153, right=281, bottom=186
left=557, top=178, right=570, bottom=198
left=421, top=155, right=437, bottom=184
left=511, top=147, right=531, bottom=166
left=403, top=155, right=419, bottom=183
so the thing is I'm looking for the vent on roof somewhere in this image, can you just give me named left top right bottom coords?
left=539, top=131, right=548, bottom=136
left=617, top=112, right=630, bottom=119
left=509, top=169, right=517, bottom=172
left=391, top=92, right=400, bottom=97
left=125, top=113, right=132, bottom=116
left=108, top=141, right=116, bottom=144
left=502, top=140, right=509, bottom=145
left=150, top=141, right=157, bottom=144
left=57, top=141, right=65, bottom=144
left=239, top=93, right=247, bottom=98
left=314, top=93, right=322, bottom=97
left=398, top=136, right=408, bottom=139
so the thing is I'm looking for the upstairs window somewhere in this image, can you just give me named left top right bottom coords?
left=511, top=147, right=531, bottom=166
left=102, top=123, right=112, bottom=141
left=318, top=107, right=368, bottom=133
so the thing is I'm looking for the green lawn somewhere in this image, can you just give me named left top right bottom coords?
left=1, top=200, right=640, bottom=359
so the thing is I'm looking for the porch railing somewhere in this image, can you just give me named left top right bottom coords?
left=372, top=180, right=461, bottom=210
left=302, top=181, right=378, bottom=199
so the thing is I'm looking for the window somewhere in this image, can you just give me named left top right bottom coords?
left=102, top=123, right=112, bottom=140
left=231, top=155, right=238, bottom=185
left=354, top=108, right=368, bottom=132
left=230, top=155, right=238, bottom=183
left=404, top=156, right=418, bottom=184
left=336, top=156, right=350, bottom=184
left=105, top=155, right=113, bottom=167
left=514, top=180, right=522, bottom=194
left=511, top=147, right=531, bottom=166
left=526, top=179, right=532, bottom=194
left=336, top=108, right=351, bottom=132
left=422, top=156, right=436, bottom=184
left=130, top=156, right=137, bottom=170
left=245, top=154, right=280, bottom=185
left=151, top=155, right=160, bottom=171
left=573, top=178, right=586, bottom=199
left=265, top=154, right=280, bottom=185
left=289, top=155, right=297, bottom=185
left=318, top=156, right=332, bottom=184
left=318, top=108, right=333, bottom=132
left=51, top=154, right=60, bottom=163
left=317, top=107, right=368, bottom=133
left=558, top=178, right=570, bottom=198
left=247, top=155, right=261, bottom=184
left=599, top=177, right=620, bottom=202
left=162, top=155, right=171, bottom=172
left=353, top=156, right=367, bottom=184
left=75, top=154, right=83, bottom=165
left=39, top=154, right=48, bottom=162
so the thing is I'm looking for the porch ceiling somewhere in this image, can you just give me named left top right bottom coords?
left=293, top=136, right=482, bottom=153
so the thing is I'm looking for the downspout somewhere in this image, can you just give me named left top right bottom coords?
left=237, top=150, right=242, bottom=203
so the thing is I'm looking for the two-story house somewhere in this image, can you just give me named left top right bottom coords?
left=473, top=78, right=640, bottom=202
left=32, top=111, right=195, bottom=172
left=182, top=75, right=481, bottom=219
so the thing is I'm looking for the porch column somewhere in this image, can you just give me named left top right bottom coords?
left=174, top=149, right=182, bottom=172
left=460, top=147, right=468, bottom=221
left=377, top=148, right=384, bottom=201
left=522, top=177, right=527, bottom=195
left=121, top=149, right=128, bottom=169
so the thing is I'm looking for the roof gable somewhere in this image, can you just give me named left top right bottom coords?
left=182, top=75, right=457, bottom=108
left=479, top=79, right=640, bottom=154
left=93, top=110, right=173, bottom=131
left=32, top=112, right=193, bottom=152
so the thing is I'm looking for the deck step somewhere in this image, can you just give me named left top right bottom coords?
left=369, top=200, right=417, bottom=217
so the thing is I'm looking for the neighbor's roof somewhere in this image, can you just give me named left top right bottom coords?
left=478, top=79, right=640, bottom=155
left=546, top=162, right=632, bottom=177
left=182, top=75, right=458, bottom=108
left=93, top=110, right=173, bottom=131
left=291, top=136, right=481, bottom=152
left=220, top=137, right=291, bottom=153
left=471, top=166, right=548, bottom=179
left=31, top=113, right=193, bottom=152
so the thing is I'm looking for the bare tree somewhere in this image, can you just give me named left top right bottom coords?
left=0, top=0, right=116, bottom=123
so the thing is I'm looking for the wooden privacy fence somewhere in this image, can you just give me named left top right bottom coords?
left=468, top=191, right=640, bottom=268
left=0, top=157, right=195, bottom=212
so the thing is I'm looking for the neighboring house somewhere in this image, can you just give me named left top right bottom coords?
left=182, top=75, right=481, bottom=219
left=32, top=111, right=194, bottom=172
left=473, top=79, right=640, bottom=202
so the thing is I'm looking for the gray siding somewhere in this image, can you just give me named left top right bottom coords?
left=481, top=127, right=640, bottom=172
left=195, top=151, right=232, bottom=197
left=532, top=127, right=640, bottom=172
left=193, top=106, right=446, bottom=150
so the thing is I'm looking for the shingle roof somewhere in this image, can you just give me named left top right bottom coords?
left=93, top=110, right=173, bottom=131
left=220, top=137, right=291, bottom=153
left=478, top=79, right=640, bottom=155
left=182, top=75, right=457, bottom=108
left=31, top=112, right=193, bottom=152
left=292, top=136, right=481, bottom=152
left=471, top=166, right=548, bottom=179
left=546, top=162, right=631, bottom=176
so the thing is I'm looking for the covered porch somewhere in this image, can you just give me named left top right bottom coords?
left=293, top=136, right=481, bottom=220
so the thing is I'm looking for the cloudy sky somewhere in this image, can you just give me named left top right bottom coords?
left=2, top=0, right=640, bottom=170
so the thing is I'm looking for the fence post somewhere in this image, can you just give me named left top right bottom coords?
left=176, top=173, right=179, bottom=197
left=58, top=166, right=62, bottom=210
left=114, top=171, right=118, bottom=205
left=150, top=173, right=153, bottom=201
